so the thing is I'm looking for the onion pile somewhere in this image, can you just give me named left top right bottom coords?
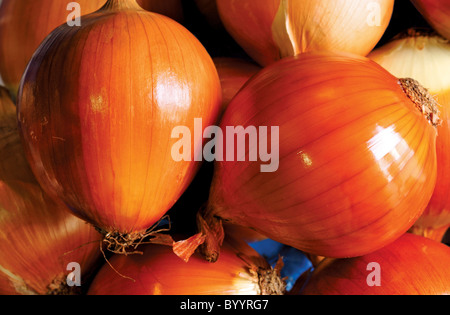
left=0, top=0, right=448, bottom=297
left=215, top=0, right=394, bottom=66
left=0, top=86, right=102, bottom=295
left=369, top=29, right=450, bottom=242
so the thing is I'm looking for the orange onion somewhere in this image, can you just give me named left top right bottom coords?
left=215, top=0, right=394, bottom=66
left=0, top=0, right=105, bottom=97
left=87, top=236, right=285, bottom=295
left=299, top=233, right=450, bottom=295
left=369, top=29, right=450, bottom=242
left=213, top=57, right=261, bottom=115
left=411, top=0, right=450, bottom=40
left=17, top=0, right=221, bottom=256
left=197, top=51, right=440, bottom=262
left=0, top=86, right=101, bottom=295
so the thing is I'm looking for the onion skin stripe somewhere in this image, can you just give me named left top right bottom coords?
left=276, top=122, right=433, bottom=249
left=274, top=107, right=426, bottom=219
left=268, top=113, right=429, bottom=226
left=240, top=104, right=412, bottom=202
left=17, top=3, right=222, bottom=239
left=226, top=64, right=401, bottom=131
left=206, top=52, right=438, bottom=259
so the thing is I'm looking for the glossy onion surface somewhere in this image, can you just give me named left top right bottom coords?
left=369, top=31, right=450, bottom=241
left=208, top=51, right=438, bottom=258
left=88, top=237, right=282, bottom=295
left=17, top=0, right=222, bottom=235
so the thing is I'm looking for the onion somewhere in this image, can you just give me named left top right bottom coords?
left=215, top=0, right=394, bottom=66
left=411, top=0, right=450, bottom=40
left=0, top=86, right=102, bottom=295
left=17, top=0, right=221, bottom=256
left=299, top=233, right=450, bottom=295
left=368, top=29, right=450, bottom=242
left=197, top=51, right=439, bottom=262
left=87, top=236, right=285, bottom=295
left=0, top=0, right=105, bottom=97
left=213, top=57, right=261, bottom=115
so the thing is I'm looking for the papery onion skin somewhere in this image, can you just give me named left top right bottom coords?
left=0, top=0, right=106, bottom=97
left=369, top=30, right=450, bottom=241
left=299, top=233, right=450, bottom=295
left=215, top=0, right=394, bottom=66
left=0, top=87, right=101, bottom=295
left=87, top=237, right=285, bottom=295
left=411, top=0, right=450, bottom=40
left=203, top=51, right=438, bottom=260
left=17, top=0, right=221, bottom=238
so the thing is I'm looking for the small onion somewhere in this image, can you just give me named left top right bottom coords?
left=87, top=237, right=286, bottom=295
left=198, top=51, right=439, bottom=261
left=216, top=0, right=394, bottom=66
left=0, top=86, right=101, bottom=295
left=369, top=29, right=450, bottom=242
left=299, top=233, right=450, bottom=295
left=411, top=0, right=450, bottom=40
left=17, top=0, right=221, bottom=255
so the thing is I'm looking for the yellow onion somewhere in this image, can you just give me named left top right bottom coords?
left=87, top=236, right=285, bottom=295
left=17, top=0, right=221, bottom=257
left=197, top=51, right=440, bottom=261
left=369, top=29, right=450, bottom=242
left=216, top=0, right=394, bottom=66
